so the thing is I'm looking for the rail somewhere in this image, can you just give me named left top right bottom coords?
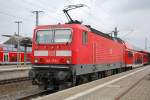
left=18, top=89, right=56, bottom=100
left=0, top=77, right=30, bottom=85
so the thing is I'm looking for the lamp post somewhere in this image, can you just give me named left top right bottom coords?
left=15, top=21, right=22, bottom=67
left=32, top=11, right=44, bottom=26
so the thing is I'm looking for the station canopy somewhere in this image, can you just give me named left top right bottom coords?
left=2, top=34, right=32, bottom=47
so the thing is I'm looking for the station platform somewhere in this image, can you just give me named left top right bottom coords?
left=0, top=65, right=31, bottom=71
left=0, top=65, right=31, bottom=81
left=37, top=65, right=150, bottom=100
left=120, top=73, right=150, bottom=100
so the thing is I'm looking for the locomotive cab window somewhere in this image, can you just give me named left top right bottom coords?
left=36, top=29, right=72, bottom=44
left=82, top=31, right=88, bottom=45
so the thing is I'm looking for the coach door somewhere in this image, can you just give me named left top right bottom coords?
left=3, top=53, right=9, bottom=63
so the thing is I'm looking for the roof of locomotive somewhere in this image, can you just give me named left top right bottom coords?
left=35, top=24, right=85, bottom=30
left=36, top=24, right=124, bottom=43
left=89, top=27, right=113, bottom=40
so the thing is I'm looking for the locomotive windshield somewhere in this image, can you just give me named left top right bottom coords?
left=36, top=29, right=72, bottom=44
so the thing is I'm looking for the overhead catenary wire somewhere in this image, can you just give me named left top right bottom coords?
left=64, top=0, right=113, bottom=32
left=0, top=11, right=31, bottom=21
left=21, top=0, right=47, bottom=11
left=0, top=0, right=112, bottom=32
left=0, top=0, right=36, bottom=21
left=34, top=0, right=65, bottom=22
left=9, top=0, right=35, bottom=12
left=121, top=29, right=134, bottom=39
left=19, top=0, right=64, bottom=23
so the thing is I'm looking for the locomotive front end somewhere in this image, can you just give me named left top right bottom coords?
left=29, top=26, right=74, bottom=89
left=33, top=28, right=72, bottom=65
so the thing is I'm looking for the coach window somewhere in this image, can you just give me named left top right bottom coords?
left=4, top=55, right=8, bottom=61
left=82, top=31, right=88, bottom=45
left=128, top=51, right=133, bottom=57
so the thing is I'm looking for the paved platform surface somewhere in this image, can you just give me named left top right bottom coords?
left=120, top=74, right=150, bottom=100
left=0, top=65, right=31, bottom=80
left=37, top=65, right=150, bottom=100
left=0, top=65, right=31, bottom=71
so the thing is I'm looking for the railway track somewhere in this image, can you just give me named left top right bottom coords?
left=0, top=76, right=55, bottom=100
left=0, top=88, right=47, bottom=100
left=0, top=77, right=30, bottom=85
left=0, top=90, right=51, bottom=100
left=18, top=89, right=56, bottom=100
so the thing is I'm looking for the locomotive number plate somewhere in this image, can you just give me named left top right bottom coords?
left=49, top=51, right=56, bottom=56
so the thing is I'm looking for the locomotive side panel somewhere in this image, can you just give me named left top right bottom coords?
left=73, top=29, right=93, bottom=64
left=94, top=36, right=124, bottom=65
left=73, top=29, right=124, bottom=65
left=74, top=28, right=125, bottom=75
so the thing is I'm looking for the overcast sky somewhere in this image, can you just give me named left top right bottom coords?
left=0, top=0, right=150, bottom=50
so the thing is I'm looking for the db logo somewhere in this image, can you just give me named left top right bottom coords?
left=49, top=51, right=56, bottom=56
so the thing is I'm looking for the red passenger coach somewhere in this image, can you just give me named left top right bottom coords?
left=139, top=51, right=150, bottom=65
left=0, top=44, right=32, bottom=64
left=124, top=43, right=134, bottom=68
left=123, top=42, right=150, bottom=68
left=133, top=51, right=143, bottom=67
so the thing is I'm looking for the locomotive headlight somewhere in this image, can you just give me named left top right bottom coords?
left=66, top=59, right=71, bottom=64
left=34, top=59, right=38, bottom=63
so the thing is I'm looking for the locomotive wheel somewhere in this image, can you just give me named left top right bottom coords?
left=112, top=69, right=116, bottom=75
left=39, top=84, right=47, bottom=90
left=98, top=72, right=103, bottom=79
left=77, top=75, right=89, bottom=85
left=100, top=71, right=106, bottom=78
left=118, top=68, right=122, bottom=73
left=90, top=73, right=98, bottom=81
left=105, top=70, right=110, bottom=76
left=72, top=75, right=77, bottom=86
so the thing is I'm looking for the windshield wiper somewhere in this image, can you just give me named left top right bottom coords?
left=66, top=35, right=72, bottom=45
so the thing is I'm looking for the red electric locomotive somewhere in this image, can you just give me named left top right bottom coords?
left=29, top=4, right=150, bottom=90
left=30, top=25, right=126, bottom=89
